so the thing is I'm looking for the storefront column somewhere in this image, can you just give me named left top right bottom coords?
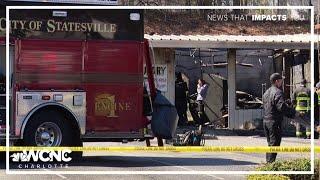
left=227, top=49, right=236, bottom=129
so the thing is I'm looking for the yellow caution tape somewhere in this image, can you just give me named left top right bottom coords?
left=0, top=146, right=318, bottom=153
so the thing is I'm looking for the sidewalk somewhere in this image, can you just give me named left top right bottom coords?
left=176, top=126, right=292, bottom=139
left=174, top=125, right=315, bottom=143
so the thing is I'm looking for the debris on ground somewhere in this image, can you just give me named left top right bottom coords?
left=236, top=91, right=263, bottom=109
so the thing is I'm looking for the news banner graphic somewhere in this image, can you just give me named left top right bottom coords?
left=5, top=146, right=316, bottom=170
left=3, top=5, right=314, bottom=174
left=7, top=149, right=72, bottom=169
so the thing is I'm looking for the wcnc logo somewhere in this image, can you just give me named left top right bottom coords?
left=10, top=150, right=72, bottom=169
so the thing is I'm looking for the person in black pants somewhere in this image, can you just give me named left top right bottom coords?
left=175, top=72, right=188, bottom=126
left=262, top=73, right=296, bottom=163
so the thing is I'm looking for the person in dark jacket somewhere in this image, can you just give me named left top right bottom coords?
left=262, top=73, right=296, bottom=163
left=175, top=72, right=188, bottom=126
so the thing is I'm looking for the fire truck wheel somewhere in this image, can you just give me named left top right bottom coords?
left=23, top=109, right=80, bottom=147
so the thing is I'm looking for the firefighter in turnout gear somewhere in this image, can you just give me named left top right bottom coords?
left=292, top=79, right=311, bottom=139
left=315, top=82, right=320, bottom=137
left=262, top=73, right=296, bottom=163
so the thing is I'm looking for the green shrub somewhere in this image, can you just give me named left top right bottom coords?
left=247, top=174, right=289, bottom=180
left=247, top=158, right=320, bottom=180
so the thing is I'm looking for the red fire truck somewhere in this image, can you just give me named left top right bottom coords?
left=0, top=7, right=177, bottom=150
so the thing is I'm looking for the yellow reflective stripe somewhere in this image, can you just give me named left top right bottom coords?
left=296, top=132, right=303, bottom=136
left=296, top=97, right=310, bottom=101
left=295, top=95, right=310, bottom=111
left=296, top=106, right=311, bottom=111
left=306, top=132, right=311, bottom=136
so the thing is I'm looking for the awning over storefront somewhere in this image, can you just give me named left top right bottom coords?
left=145, top=33, right=315, bottom=129
left=145, top=34, right=315, bottom=49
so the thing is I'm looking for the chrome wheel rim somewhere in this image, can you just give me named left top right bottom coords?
left=35, top=122, right=62, bottom=146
